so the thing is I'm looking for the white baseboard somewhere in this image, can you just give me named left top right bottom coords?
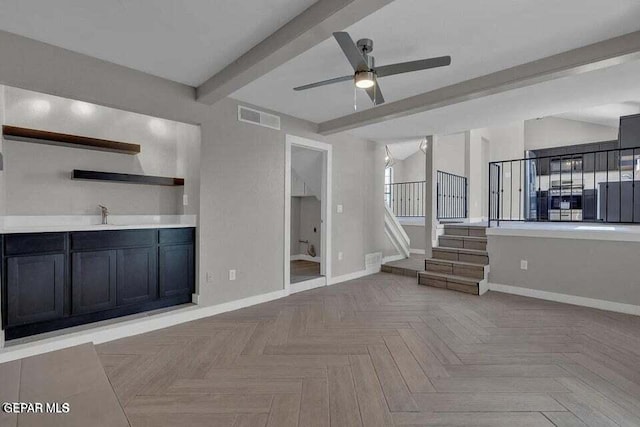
left=330, top=266, right=380, bottom=286
left=409, top=248, right=425, bottom=255
left=290, top=277, right=326, bottom=294
left=290, top=254, right=321, bottom=262
left=382, top=254, right=405, bottom=264
left=488, top=282, right=640, bottom=316
left=0, top=288, right=288, bottom=363
left=0, top=262, right=389, bottom=363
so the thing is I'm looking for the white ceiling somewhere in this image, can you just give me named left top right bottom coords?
left=232, top=0, right=640, bottom=124
left=553, top=102, right=640, bottom=128
left=386, top=139, right=424, bottom=160
left=349, top=59, right=640, bottom=141
left=0, top=0, right=317, bottom=86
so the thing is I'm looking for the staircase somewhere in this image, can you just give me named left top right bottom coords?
left=418, top=224, right=489, bottom=295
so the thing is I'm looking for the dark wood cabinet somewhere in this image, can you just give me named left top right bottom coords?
left=583, top=189, right=597, bottom=221
left=2, top=227, right=195, bottom=340
left=159, top=244, right=194, bottom=298
left=72, top=250, right=117, bottom=314
left=6, top=254, right=65, bottom=326
left=117, top=247, right=157, bottom=305
left=599, top=182, right=640, bottom=222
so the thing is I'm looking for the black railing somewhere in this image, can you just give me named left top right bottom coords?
left=489, top=145, right=640, bottom=226
left=437, top=171, right=468, bottom=220
left=385, top=181, right=426, bottom=217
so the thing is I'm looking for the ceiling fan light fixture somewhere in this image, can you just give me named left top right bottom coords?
left=355, top=71, right=375, bottom=89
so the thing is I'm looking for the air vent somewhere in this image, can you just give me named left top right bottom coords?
left=365, top=252, right=382, bottom=269
left=238, top=105, right=281, bottom=130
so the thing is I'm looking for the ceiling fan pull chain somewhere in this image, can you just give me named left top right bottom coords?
left=354, top=84, right=357, bottom=111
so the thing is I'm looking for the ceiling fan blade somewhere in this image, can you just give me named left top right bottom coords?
left=375, top=56, right=451, bottom=78
left=293, top=75, right=353, bottom=91
left=333, top=32, right=368, bottom=72
left=365, top=78, right=385, bottom=105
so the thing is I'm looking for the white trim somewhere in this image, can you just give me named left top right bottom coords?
left=330, top=266, right=380, bottom=286
left=383, top=254, right=406, bottom=264
left=486, top=222, right=640, bottom=242
left=290, top=254, right=321, bottom=262
left=290, top=277, right=325, bottom=294
left=398, top=217, right=425, bottom=226
left=409, top=248, right=425, bottom=255
left=488, top=282, right=640, bottom=316
left=0, top=289, right=288, bottom=363
left=284, top=135, right=332, bottom=293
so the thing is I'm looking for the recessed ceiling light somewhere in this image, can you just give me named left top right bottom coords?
left=71, top=101, right=96, bottom=117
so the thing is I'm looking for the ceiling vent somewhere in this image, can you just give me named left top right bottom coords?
left=238, top=105, right=281, bottom=130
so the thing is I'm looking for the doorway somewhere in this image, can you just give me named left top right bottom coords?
left=284, top=135, right=332, bottom=293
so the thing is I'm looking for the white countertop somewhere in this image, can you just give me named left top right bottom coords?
left=0, top=215, right=197, bottom=234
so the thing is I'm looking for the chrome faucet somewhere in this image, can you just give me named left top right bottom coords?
left=99, top=205, right=109, bottom=224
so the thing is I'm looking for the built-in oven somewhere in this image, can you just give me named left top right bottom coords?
left=549, top=179, right=583, bottom=221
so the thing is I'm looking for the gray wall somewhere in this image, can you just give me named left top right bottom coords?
left=2, top=86, right=200, bottom=215
left=488, top=235, right=640, bottom=306
left=0, top=30, right=385, bottom=307
left=403, top=224, right=425, bottom=251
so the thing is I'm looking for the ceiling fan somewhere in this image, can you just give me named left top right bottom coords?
left=293, top=32, right=451, bottom=106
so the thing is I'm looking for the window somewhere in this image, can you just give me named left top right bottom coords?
left=384, top=167, right=393, bottom=207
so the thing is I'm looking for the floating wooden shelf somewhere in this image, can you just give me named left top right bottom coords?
left=3, top=125, right=141, bottom=155
left=72, top=170, right=184, bottom=186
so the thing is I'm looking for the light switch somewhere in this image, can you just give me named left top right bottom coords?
left=183, top=194, right=189, bottom=206
left=229, top=269, right=236, bottom=281
left=337, top=204, right=343, bottom=213
left=338, top=252, right=343, bottom=261
left=520, top=260, right=528, bottom=270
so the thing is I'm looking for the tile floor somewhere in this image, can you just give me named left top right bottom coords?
left=2, top=273, right=640, bottom=426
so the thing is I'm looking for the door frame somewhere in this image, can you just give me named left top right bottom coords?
left=284, top=134, right=332, bottom=294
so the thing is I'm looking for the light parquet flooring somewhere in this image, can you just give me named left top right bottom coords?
left=96, top=273, right=640, bottom=426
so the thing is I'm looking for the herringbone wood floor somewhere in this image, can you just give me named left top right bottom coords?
left=96, top=273, right=640, bottom=427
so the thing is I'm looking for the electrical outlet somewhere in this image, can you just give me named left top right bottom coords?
left=337, top=204, right=343, bottom=213
left=183, top=194, right=189, bottom=206
left=206, top=272, right=214, bottom=283
left=338, top=252, right=343, bottom=261
left=229, top=269, right=236, bottom=281
left=520, top=260, right=528, bottom=270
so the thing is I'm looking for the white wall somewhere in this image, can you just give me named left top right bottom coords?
left=2, top=86, right=201, bottom=215
left=524, top=117, right=618, bottom=150
left=290, top=196, right=301, bottom=255
left=471, top=121, right=525, bottom=220
left=0, top=30, right=386, bottom=311
left=393, top=149, right=425, bottom=183
left=300, top=196, right=321, bottom=255
left=290, top=196, right=321, bottom=256
left=435, top=132, right=466, bottom=176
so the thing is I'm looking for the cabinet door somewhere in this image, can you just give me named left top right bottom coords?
left=159, top=244, right=194, bottom=298
left=72, top=250, right=117, bottom=314
left=6, top=254, right=65, bottom=326
left=116, top=247, right=157, bottom=306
